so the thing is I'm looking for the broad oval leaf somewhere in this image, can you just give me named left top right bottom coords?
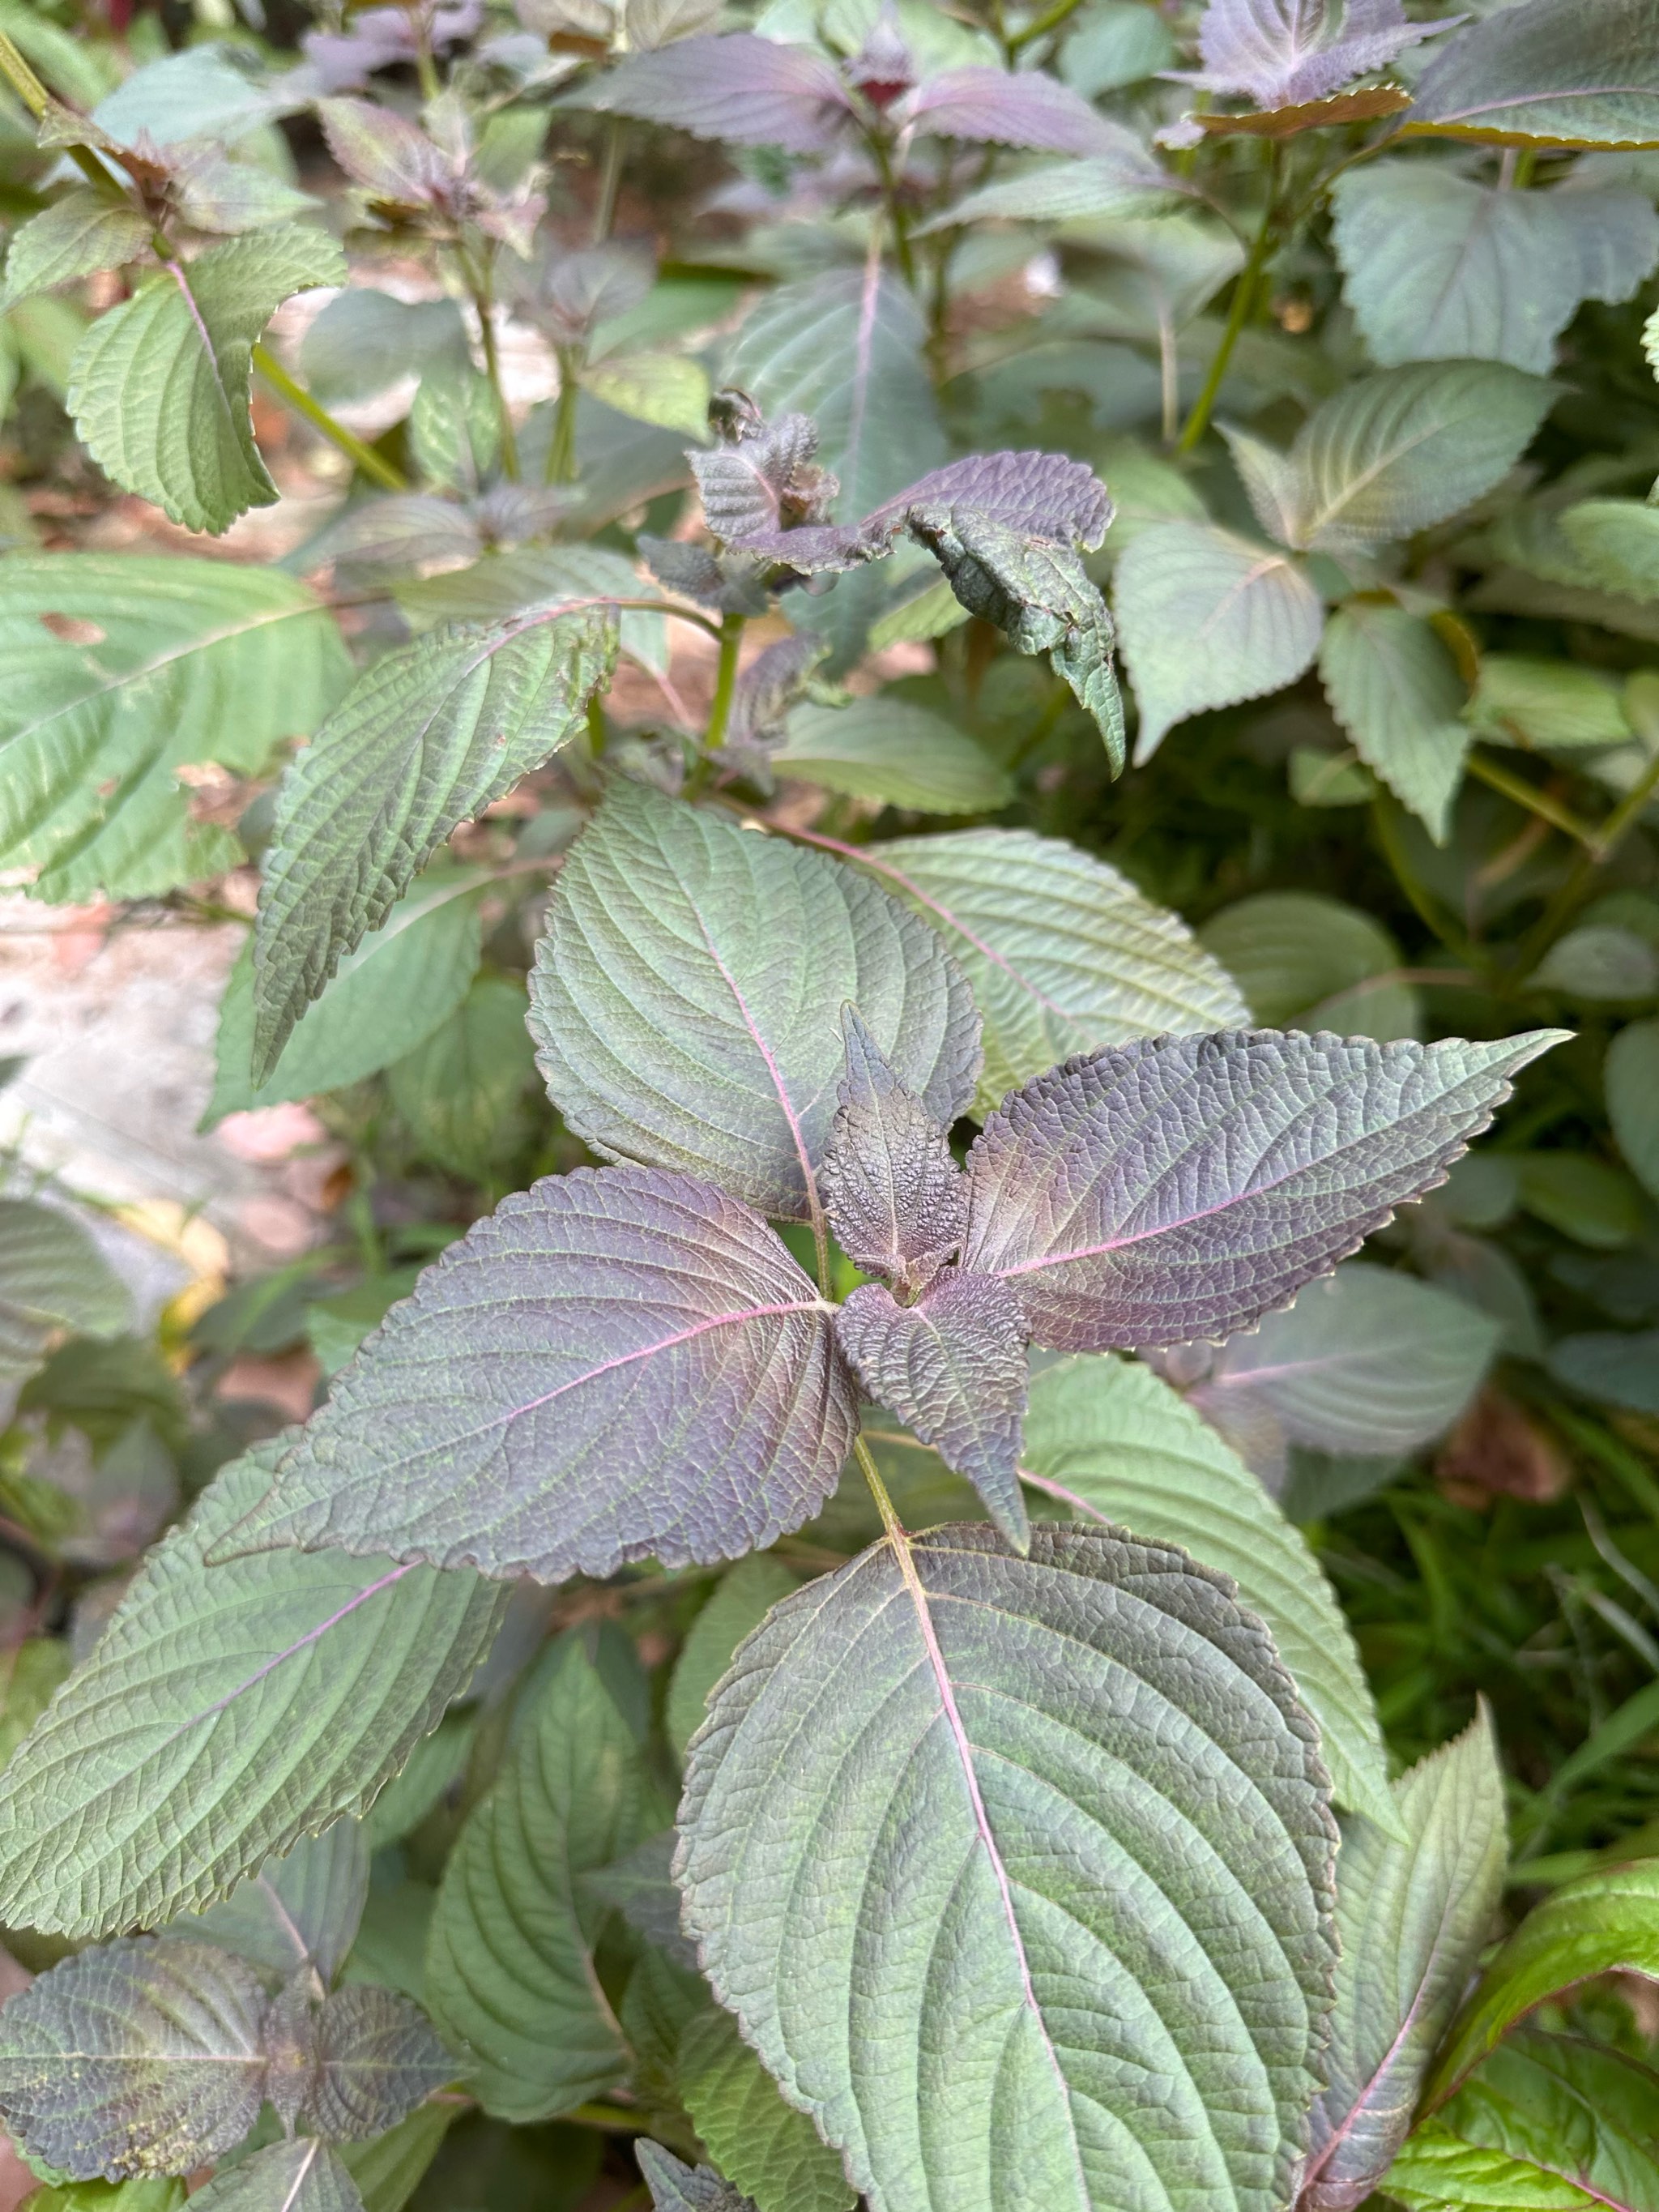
left=772, top=698, right=1012, bottom=814
left=902, top=65, right=1120, bottom=154
left=0, top=191, right=151, bottom=314
left=1285, top=363, right=1555, bottom=555
left=67, top=224, right=346, bottom=535
left=529, top=784, right=979, bottom=1223
left=252, top=606, right=617, bottom=1081
left=233, top=1164, right=859, bottom=1581
left=1303, top=1710, right=1508, bottom=2211
left=1017, top=1352, right=1394, bottom=1830
left=0, top=553, right=350, bottom=904
left=0, top=1445, right=504, bottom=1937
left=0, top=1198, right=132, bottom=1390
left=0, top=1937, right=268, bottom=2179
left=425, top=1636, right=659, bottom=2121
left=830, top=827, right=1247, bottom=1114
left=677, top=1522, right=1337, bottom=2212
left=1405, top=0, right=1659, bottom=150
left=676, top=2003, right=855, bottom=2212
left=188, top=2140, right=365, bottom=2212
left=1198, top=890, right=1421, bottom=1043
left=1203, top=1262, right=1501, bottom=1458
left=306, top=1985, right=455, bottom=2140
left=1424, top=1861, right=1659, bottom=2106
left=1319, top=601, right=1471, bottom=843
left=1111, top=521, right=1324, bottom=761
left=1333, top=167, right=1659, bottom=374
left=164, top=1824, right=369, bottom=1987
left=667, top=1555, right=799, bottom=1760
left=960, top=1027, right=1567, bottom=1350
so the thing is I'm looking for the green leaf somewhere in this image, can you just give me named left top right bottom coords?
left=1424, top=1861, right=1659, bottom=2105
left=305, top=1984, right=455, bottom=2140
left=67, top=224, right=346, bottom=534
left=1515, top=1152, right=1644, bottom=1249
left=1018, top=1352, right=1396, bottom=1831
left=1465, top=655, right=1631, bottom=749
left=919, top=150, right=1187, bottom=232
left=580, top=351, right=711, bottom=437
left=677, top=2005, right=854, bottom=2212
left=1332, top=167, right=1659, bottom=374
left=26, top=2184, right=186, bottom=2212
left=0, top=1638, right=70, bottom=1771
left=667, top=1554, right=798, bottom=1758
left=838, top=827, right=1247, bottom=1116
left=335, top=2100, right=458, bottom=2212
left=211, top=869, right=487, bottom=1122
left=1559, top=500, right=1659, bottom=600
left=0, top=1198, right=132, bottom=1391
left=639, top=2146, right=755, bottom=2212
left=1319, top=601, right=1472, bottom=842
left=1607, top=1018, right=1659, bottom=1202
left=1383, top=2119, right=1607, bottom=2211
left=186, top=2141, right=365, bottom=2212
left=0, top=1444, right=505, bottom=1937
left=771, top=698, right=1013, bottom=813
left=1112, top=520, right=1324, bottom=760
left=678, top=1522, right=1337, bottom=2212
left=252, top=610, right=614, bottom=1080
left=298, top=289, right=471, bottom=405
left=394, top=545, right=667, bottom=675
left=0, top=553, right=350, bottom=903
left=425, top=1637, right=662, bottom=2121
left=0, top=191, right=151, bottom=314
left=1284, top=363, right=1555, bottom=555
left=1395, top=2033, right=1659, bottom=2212
left=388, top=977, right=539, bottom=1181
left=1199, top=890, right=1421, bottom=1040
left=527, top=783, right=979, bottom=1223
left=363, top=1709, right=476, bottom=1849
left=164, top=1825, right=369, bottom=1987
left=1405, top=0, right=1659, bottom=150
left=1301, top=1710, right=1508, bottom=2209
left=0, top=1937, right=269, bottom=2179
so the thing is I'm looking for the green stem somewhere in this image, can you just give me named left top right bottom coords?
left=1008, top=0, right=1085, bottom=52
left=411, top=2, right=442, bottom=101
left=1178, top=143, right=1283, bottom=453
left=1464, top=749, right=1601, bottom=850
left=591, top=117, right=625, bottom=244
left=251, top=344, right=408, bottom=491
left=458, top=244, right=519, bottom=482
left=868, top=130, right=917, bottom=290
left=1509, top=741, right=1659, bottom=984
left=854, top=1433, right=907, bottom=1544
left=706, top=610, right=745, bottom=752
left=0, top=29, right=120, bottom=194
left=1370, top=792, right=1481, bottom=971
left=546, top=348, right=582, bottom=485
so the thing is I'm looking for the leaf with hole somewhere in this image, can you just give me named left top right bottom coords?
left=677, top=1521, right=1337, bottom=2212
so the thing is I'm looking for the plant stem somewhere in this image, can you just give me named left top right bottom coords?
left=854, top=1433, right=907, bottom=1544
left=1509, top=743, right=1659, bottom=981
left=1178, top=143, right=1283, bottom=453
left=591, top=117, right=625, bottom=243
left=868, top=131, right=917, bottom=289
left=251, top=344, right=408, bottom=491
left=706, top=610, right=745, bottom=752
left=457, top=243, right=519, bottom=482
left=1009, top=0, right=1085, bottom=52
left=546, top=348, right=582, bottom=485
left=0, top=29, right=120, bottom=194
left=1464, top=749, right=1601, bottom=850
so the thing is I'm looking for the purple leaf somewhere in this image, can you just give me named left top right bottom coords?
left=305, top=1984, right=456, bottom=2139
left=231, top=1165, right=859, bottom=1582
left=638, top=536, right=772, bottom=617
left=1184, top=0, right=1455, bottom=109
left=865, top=449, right=1113, bottom=548
left=820, top=1005, right=966, bottom=1294
left=690, top=411, right=839, bottom=547
left=835, top=1273, right=1030, bottom=1546
left=726, top=633, right=829, bottom=745
left=901, top=65, right=1120, bottom=154
left=574, top=34, right=856, bottom=152
left=961, top=1027, right=1568, bottom=1351
left=717, top=523, right=881, bottom=575
left=318, top=97, right=454, bottom=207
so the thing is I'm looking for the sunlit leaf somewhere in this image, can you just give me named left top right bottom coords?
left=1319, top=600, right=1472, bottom=842
left=676, top=2004, right=854, bottom=2212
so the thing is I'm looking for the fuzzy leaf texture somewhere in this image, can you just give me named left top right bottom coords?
left=1301, top=1710, right=1508, bottom=2210
left=186, top=2141, right=365, bottom=2212
left=838, top=829, right=1247, bottom=1116
left=1405, top=0, right=1659, bottom=150
left=676, top=2003, right=855, bottom=2212
left=677, top=1522, right=1337, bottom=2212
left=66, top=224, right=346, bottom=534
left=961, top=1028, right=1566, bottom=1351
left=1016, top=1352, right=1395, bottom=1830
left=252, top=606, right=616, bottom=1080
left=165, top=1826, right=369, bottom=1987
left=527, top=784, right=979, bottom=1223
left=230, top=1165, right=859, bottom=1581
left=1185, top=0, right=1451, bottom=108
left=0, top=191, right=151, bottom=314
left=304, top=1986, right=455, bottom=2139
left=837, top=1274, right=1030, bottom=1545
left=819, top=1005, right=967, bottom=1294
left=0, top=1444, right=505, bottom=1937
left=425, top=1637, right=660, bottom=2120
left=0, top=1939, right=269, bottom=2179
left=574, top=34, right=854, bottom=151
left=0, top=553, right=349, bottom=904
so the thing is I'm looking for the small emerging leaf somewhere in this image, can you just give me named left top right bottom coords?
left=306, top=1984, right=455, bottom=2139
left=638, top=2145, right=755, bottom=2212
left=820, top=1005, right=966, bottom=1294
